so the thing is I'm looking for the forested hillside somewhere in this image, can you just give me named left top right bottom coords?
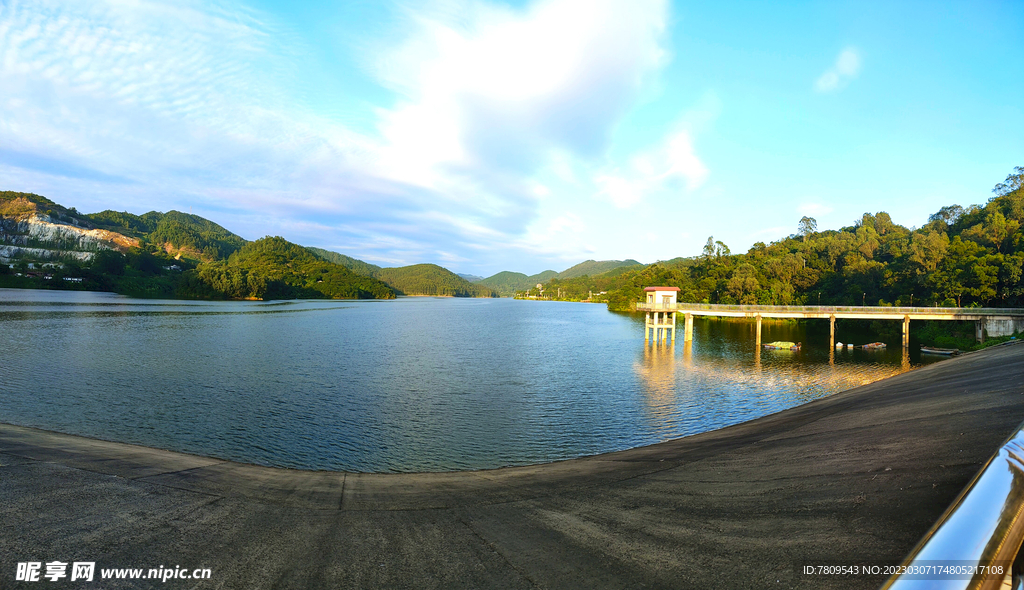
left=309, top=248, right=498, bottom=297
left=374, top=264, right=497, bottom=297
left=556, top=259, right=643, bottom=280
left=528, top=166, right=1024, bottom=313
left=88, top=210, right=245, bottom=260
left=179, top=237, right=395, bottom=300
left=1, top=195, right=395, bottom=300
left=477, top=270, right=558, bottom=296
left=307, top=247, right=383, bottom=277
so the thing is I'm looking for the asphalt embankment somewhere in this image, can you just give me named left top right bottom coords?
left=2, top=343, right=1024, bottom=589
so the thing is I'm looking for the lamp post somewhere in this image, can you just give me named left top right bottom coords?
left=862, top=292, right=866, bottom=306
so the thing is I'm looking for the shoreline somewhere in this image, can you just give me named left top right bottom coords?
left=3, top=342, right=1024, bottom=588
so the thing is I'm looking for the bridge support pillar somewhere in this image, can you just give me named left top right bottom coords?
left=902, top=316, right=910, bottom=348
left=976, top=320, right=985, bottom=343
left=645, top=311, right=677, bottom=343
left=684, top=313, right=693, bottom=342
left=756, top=314, right=762, bottom=347
left=830, top=314, right=836, bottom=349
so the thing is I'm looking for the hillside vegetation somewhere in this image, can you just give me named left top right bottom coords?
left=529, top=166, right=1024, bottom=316
left=556, top=259, right=643, bottom=280
left=179, top=237, right=395, bottom=300
left=477, top=270, right=557, bottom=296
left=374, top=264, right=497, bottom=297
left=478, top=260, right=641, bottom=296
left=307, top=247, right=384, bottom=277
left=88, top=210, right=246, bottom=260
left=1, top=195, right=395, bottom=300
left=1, top=191, right=93, bottom=225
left=309, top=248, right=497, bottom=297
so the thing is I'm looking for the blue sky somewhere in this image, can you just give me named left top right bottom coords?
left=1, top=0, right=1021, bottom=276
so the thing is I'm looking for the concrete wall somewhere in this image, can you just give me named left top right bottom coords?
left=984, top=318, right=1024, bottom=338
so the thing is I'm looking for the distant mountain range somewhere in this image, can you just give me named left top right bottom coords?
left=1, top=190, right=644, bottom=301
left=307, top=247, right=495, bottom=297
left=473, top=259, right=642, bottom=296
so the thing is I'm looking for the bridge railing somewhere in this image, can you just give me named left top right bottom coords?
left=884, top=412, right=1024, bottom=589
left=634, top=302, right=1024, bottom=316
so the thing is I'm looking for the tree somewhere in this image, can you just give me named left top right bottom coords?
left=727, top=263, right=760, bottom=304
left=928, top=204, right=965, bottom=227
left=702, top=236, right=716, bottom=260
left=993, top=166, right=1024, bottom=198
left=798, top=216, right=817, bottom=241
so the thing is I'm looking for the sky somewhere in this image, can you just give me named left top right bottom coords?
left=1, top=0, right=1022, bottom=277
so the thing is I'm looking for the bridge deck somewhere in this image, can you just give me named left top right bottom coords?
left=636, top=303, right=1024, bottom=321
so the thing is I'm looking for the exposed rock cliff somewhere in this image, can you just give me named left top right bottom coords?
left=0, top=213, right=138, bottom=263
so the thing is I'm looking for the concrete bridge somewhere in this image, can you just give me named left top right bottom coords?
left=635, top=302, right=1024, bottom=348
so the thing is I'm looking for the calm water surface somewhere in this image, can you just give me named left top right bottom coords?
left=0, top=288, right=943, bottom=472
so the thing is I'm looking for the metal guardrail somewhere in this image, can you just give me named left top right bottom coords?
left=634, top=303, right=1024, bottom=317
left=883, top=417, right=1024, bottom=590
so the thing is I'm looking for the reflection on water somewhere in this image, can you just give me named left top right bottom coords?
left=0, top=289, right=943, bottom=472
left=633, top=328, right=924, bottom=440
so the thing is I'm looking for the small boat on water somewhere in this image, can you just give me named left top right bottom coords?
left=764, top=341, right=801, bottom=350
left=861, top=342, right=887, bottom=350
left=921, top=346, right=960, bottom=356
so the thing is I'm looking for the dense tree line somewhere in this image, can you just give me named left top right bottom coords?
left=176, top=237, right=396, bottom=300
left=531, top=166, right=1024, bottom=312
left=374, top=264, right=497, bottom=297
left=307, top=247, right=384, bottom=277
left=88, top=210, right=246, bottom=259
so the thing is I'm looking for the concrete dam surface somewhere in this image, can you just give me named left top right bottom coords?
left=2, top=344, right=1023, bottom=589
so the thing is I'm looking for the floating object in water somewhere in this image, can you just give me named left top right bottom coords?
left=921, top=346, right=960, bottom=356
left=835, top=342, right=843, bottom=349
left=764, top=341, right=801, bottom=350
left=862, top=342, right=887, bottom=350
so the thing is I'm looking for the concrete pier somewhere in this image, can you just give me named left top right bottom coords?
left=2, top=344, right=1024, bottom=589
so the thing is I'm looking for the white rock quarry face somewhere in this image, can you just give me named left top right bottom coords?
left=25, top=214, right=138, bottom=251
left=0, top=214, right=139, bottom=264
left=0, top=245, right=94, bottom=263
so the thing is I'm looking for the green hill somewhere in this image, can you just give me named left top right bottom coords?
left=88, top=210, right=245, bottom=260
left=2, top=192, right=396, bottom=301
left=530, top=165, right=1024, bottom=324
left=478, top=270, right=557, bottom=296
left=307, top=247, right=383, bottom=277
left=556, top=259, right=643, bottom=279
left=308, top=248, right=497, bottom=297
left=480, top=260, right=641, bottom=297
left=179, top=237, right=395, bottom=300
left=1, top=190, right=94, bottom=226
left=374, top=264, right=497, bottom=297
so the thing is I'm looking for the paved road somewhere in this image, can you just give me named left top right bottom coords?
left=2, top=343, right=1023, bottom=589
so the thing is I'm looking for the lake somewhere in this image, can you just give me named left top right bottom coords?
left=0, top=288, right=942, bottom=472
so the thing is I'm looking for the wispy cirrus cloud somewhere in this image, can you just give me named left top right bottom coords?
left=0, top=0, right=674, bottom=273
left=814, top=47, right=861, bottom=93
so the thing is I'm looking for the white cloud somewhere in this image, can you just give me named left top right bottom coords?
left=814, top=48, right=861, bottom=93
left=595, top=129, right=708, bottom=208
left=0, top=0, right=673, bottom=273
